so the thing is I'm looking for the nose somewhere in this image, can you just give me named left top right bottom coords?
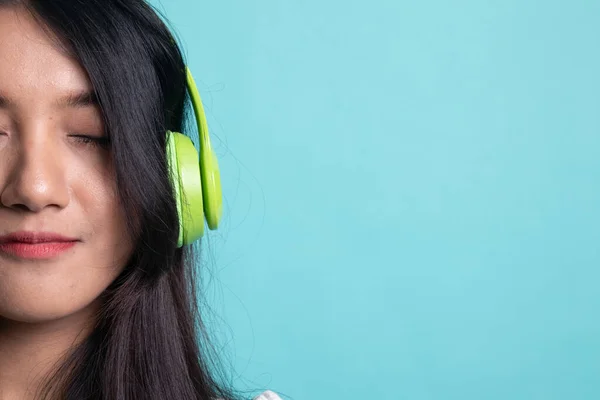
left=0, top=131, right=70, bottom=213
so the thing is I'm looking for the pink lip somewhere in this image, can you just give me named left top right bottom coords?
left=0, top=242, right=77, bottom=260
left=0, top=231, right=79, bottom=260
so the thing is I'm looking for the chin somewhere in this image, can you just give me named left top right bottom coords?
left=0, top=298, right=100, bottom=326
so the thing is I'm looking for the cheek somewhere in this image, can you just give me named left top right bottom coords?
left=79, top=174, right=132, bottom=253
left=76, top=157, right=133, bottom=251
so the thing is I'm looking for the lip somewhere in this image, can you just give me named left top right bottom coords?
left=0, top=231, right=79, bottom=260
left=0, top=242, right=77, bottom=260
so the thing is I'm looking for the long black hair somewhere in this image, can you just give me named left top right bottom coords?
left=0, top=0, right=242, bottom=399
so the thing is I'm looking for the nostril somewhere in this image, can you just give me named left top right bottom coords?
left=11, top=204, right=30, bottom=212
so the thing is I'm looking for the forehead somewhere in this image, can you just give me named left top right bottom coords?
left=0, top=7, right=92, bottom=103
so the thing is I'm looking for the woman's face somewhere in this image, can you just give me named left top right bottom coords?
left=0, top=8, right=134, bottom=324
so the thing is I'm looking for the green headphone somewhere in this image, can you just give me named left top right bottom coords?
left=166, top=67, right=223, bottom=248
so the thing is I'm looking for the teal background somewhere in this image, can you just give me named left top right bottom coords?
left=151, top=1, right=600, bottom=399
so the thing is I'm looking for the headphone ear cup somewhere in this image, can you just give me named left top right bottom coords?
left=200, top=146, right=223, bottom=230
left=166, top=130, right=205, bottom=247
left=166, top=131, right=184, bottom=247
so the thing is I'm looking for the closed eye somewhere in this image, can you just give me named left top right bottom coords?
left=69, top=134, right=111, bottom=149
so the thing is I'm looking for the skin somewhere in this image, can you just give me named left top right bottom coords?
left=0, top=7, right=134, bottom=399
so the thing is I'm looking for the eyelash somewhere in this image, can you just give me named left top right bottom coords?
left=70, top=135, right=111, bottom=149
left=0, top=133, right=110, bottom=150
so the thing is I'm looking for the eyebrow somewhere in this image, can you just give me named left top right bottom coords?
left=0, top=89, right=99, bottom=109
left=56, top=90, right=99, bottom=108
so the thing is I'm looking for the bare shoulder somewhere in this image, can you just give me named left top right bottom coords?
left=217, top=390, right=282, bottom=400
left=254, top=390, right=282, bottom=400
